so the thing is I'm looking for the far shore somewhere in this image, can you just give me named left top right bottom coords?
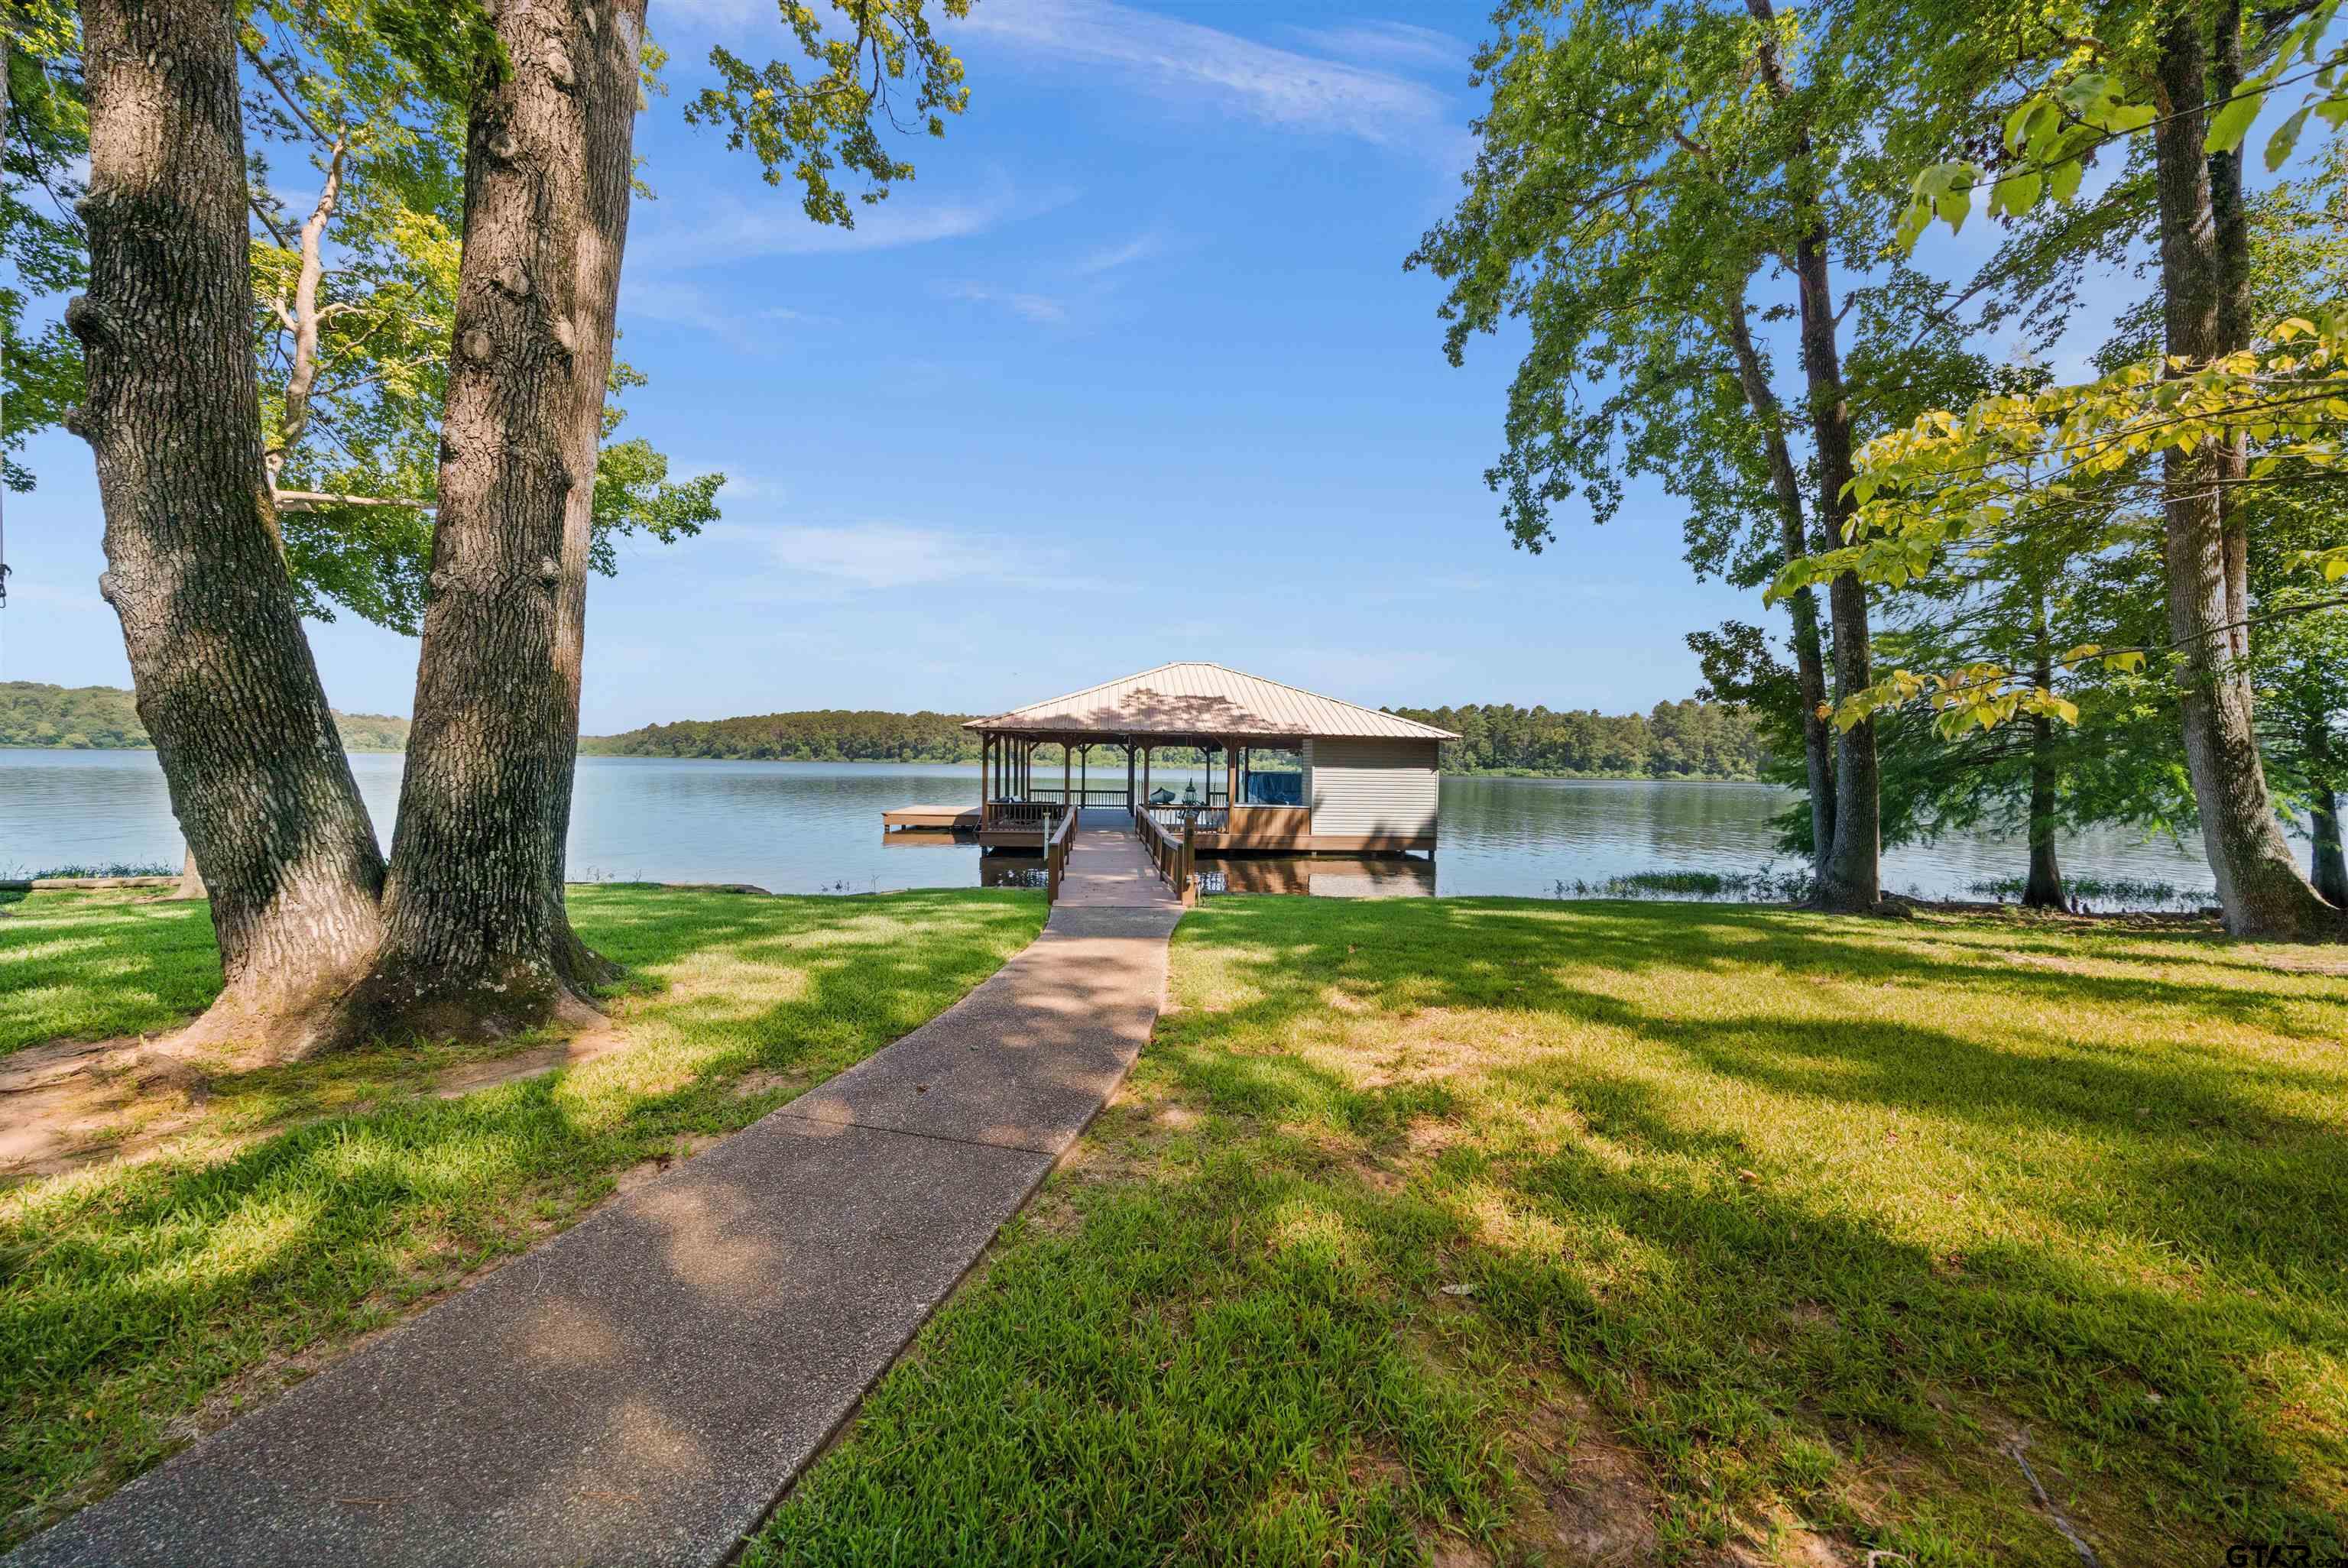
left=2, top=745, right=1773, bottom=785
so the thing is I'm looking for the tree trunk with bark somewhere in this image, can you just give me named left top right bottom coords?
left=73, top=0, right=386, bottom=1051
left=2022, top=616, right=2064, bottom=909
left=169, top=847, right=207, bottom=902
left=2311, top=790, right=2347, bottom=910
left=1746, top=0, right=1880, bottom=912
left=351, top=0, right=646, bottom=1036
left=1721, top=286, right=1836, bottom=868
left=2310, top=724, right=2347, bottom=908
left=1792, top=236, right=1882, bottom=912
left=543, top=1, right=641, bottom=992
left=2150, top=2, right=2339, bottom=938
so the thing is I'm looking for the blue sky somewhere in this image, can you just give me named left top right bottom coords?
left=0, top=0, right=2123, bottom=731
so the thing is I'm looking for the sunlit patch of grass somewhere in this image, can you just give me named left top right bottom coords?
left=0, top=894, right=226, bottom=1055
left=0, top=884, right=1043, bottom=1547
left=754, top=898, right=2348, bottom=1567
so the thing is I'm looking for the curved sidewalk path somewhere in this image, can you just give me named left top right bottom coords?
left=11, top=816, right=1182, bottom=1568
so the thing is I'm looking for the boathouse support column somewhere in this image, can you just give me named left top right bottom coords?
left=1125, top=744, right=1135, bottom=815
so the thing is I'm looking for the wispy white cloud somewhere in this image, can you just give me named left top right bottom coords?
left=1073, top=231, right=1163, bottom=276
left=629, top=173, right=1074, bottom=271
left=621, top=278, right=838, bottom=334
left=704, top=520, right=1109, bottom=596
left=1290, top=21, right=1471, bottom=76
left=662, top=466, right=783, bottom=505
left=725, top=522, right=998, bottom=591
left=932, top=228, right=1166, bottom=330
left=939, top=280, right=1070, bottom=323
left=955, top=0, right=1455, bottom=149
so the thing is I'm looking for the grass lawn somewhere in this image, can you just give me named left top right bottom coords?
left=751, top=898, right=2348, bottom=1567
left=0, top=889, right=229, bottom=1055
left=0, top=883, right=1044, bottom=1548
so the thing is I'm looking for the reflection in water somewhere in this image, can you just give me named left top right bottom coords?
left=2, top=751, right=2220, bottom=902
left=977, top=850, right=1434, bottom=899
left=978, top=856, right=1046, bottom=890
left=1201, top=856, right=1437, bottom=899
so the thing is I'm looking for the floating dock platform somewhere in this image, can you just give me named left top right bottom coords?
left=881, top=804, right=982, bottom=831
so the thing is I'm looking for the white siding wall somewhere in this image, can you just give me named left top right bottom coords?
left=1306, top=738, right=1440, bottom=838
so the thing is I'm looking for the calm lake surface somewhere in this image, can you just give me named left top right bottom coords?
left=2, top=749, right=2220, bottom=903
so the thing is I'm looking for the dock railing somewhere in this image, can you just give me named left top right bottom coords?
left=1033, top=786, right=1131, bottom=809
left=1132, top=803, right=1199, bottom=906
left=984, top=799, right=1056, bottom=833
left=1140, top=802, right=1228, bottom=836
left=1043, top=802, right=1078, bottom=905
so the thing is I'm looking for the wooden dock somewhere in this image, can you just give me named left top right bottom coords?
left=880, top=804, right=981, bottom=831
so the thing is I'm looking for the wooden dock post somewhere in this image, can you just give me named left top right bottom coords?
left=1181, top=809, right=1197, bottom=908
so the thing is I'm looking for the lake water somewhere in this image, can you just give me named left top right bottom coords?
left=1, top=749, right=2223, bottom=904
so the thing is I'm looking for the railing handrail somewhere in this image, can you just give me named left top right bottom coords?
left=1130, top=802, right=1196, bottom=906
left=1043, top=800, right=1078, bottom=905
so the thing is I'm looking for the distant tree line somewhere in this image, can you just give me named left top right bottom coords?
left=582, top=710, right=985, bottom=763
left=589, top=699, right=1765, bottom=777
left=0, top=682, right=407, bottom=752
left=3, top=681, right=1765, bottom=779
left=1386, top=700, right=1766, bottom=779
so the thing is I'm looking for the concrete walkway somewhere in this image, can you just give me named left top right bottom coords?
left=10, top=815, right=1182, bottom=1568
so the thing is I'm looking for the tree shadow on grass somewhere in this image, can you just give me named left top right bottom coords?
left=1139, top=898, right=2348, bottom=1559
left=0, top=886, right=1045, bottom=1547
left=1101, top=1049, right=2345, bottom=1560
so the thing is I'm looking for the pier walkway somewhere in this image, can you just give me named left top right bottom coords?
left=8, top=815, right=1181, bottom=1568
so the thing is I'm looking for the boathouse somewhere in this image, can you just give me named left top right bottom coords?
left=949, top=662, right=1458, bottom=854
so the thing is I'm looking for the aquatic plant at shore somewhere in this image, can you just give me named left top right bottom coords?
left=1552, top=866, right=1818, bottom=904
left=1965, top=874, right=2214, bottom=911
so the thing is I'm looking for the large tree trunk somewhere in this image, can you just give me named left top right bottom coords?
left=2311, top=790, right=2347, bottom=909
left=2310, top=724, right=2347, bottom=907
left=2022, top=614, right=2064, bottom=909
left=2150, top=2, right=2339, bottom=938
left=1720, top=286, right=1836, bottom=868
left=355, top=0, right=646, bottom=1035
left=1746, top=0, right=1879, bottom=912
left=1794, top=244, right=1881, bottom=912
left=168, top=847, right=207, bottom=902
left=543, top=4, right=641, bottom=993
left=73, top=0, right=385, bottom=1052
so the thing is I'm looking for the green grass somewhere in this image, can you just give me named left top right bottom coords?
left=751, top=898, right=2348, bottom=1567
left=0, top=883, right=1044, bottom=1547
left=1, top=890, right=230, bottom=1055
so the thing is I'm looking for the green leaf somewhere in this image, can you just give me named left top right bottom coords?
left=2267, top=105, right=2313, bottom=171
left=2205, top=87, right=2266, bottom=154
left=2048, top=156, right=2084, bottom=202
left=2058, top=73, right=2110, bottom=114
left=2102, top=102, right=2155, bottom=134
left=1990, top=168, right=2042, bottom=215
left=1933, top=164, right=1977, bottom=232
left=2003, top=98, right=2038, bottom=152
